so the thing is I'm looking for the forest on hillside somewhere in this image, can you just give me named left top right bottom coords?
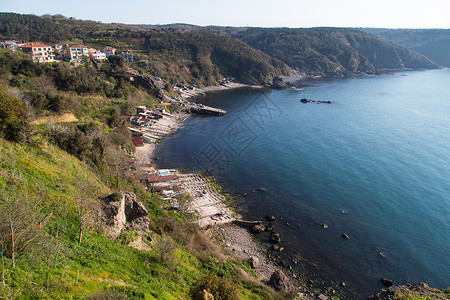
left=0, top=13, right=292, bottom=85
left=363, top=28, right=450, bottom=67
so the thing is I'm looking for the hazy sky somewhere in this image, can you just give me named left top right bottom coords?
left=1, top=0, right=449, bottom=28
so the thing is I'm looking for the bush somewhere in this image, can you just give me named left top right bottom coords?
left=0, top=90, right=28, bottom=142
left=190, top=274, right=238, bottom=300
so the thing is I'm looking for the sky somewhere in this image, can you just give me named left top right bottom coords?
left=1, top=0, right=450, bottom=28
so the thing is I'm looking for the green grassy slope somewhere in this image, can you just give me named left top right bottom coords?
left=0, top=47, right=280, bottom=299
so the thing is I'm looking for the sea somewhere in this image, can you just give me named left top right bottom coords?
left=154, top=69, right=450, bottom=298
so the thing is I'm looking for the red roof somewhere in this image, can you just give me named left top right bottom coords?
left=22, top=42, right=51, bottom=48
left=132, top=135, right=144, bottom=147
left=147, top=175, right=178, bottom=183
left=145, top=163, right=153, bottom=167
left=124, top=158, right=137, bottom=162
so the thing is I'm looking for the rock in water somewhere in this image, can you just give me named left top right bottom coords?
left=341, top=233, right=350, bottom=240
left=381, top=278, right=394, bottom=287
left=265, top=214, right=275, bottom=221
left=269, top=270, right=289, bottom=291
left=270, top=232, right=281, bottom=243
left=250, top=224, right=265, bottom=234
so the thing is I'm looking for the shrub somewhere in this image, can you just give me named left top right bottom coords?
left=190, top=274, right=238, bottom=300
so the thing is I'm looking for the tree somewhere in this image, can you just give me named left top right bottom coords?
left=73, top=172, right=96, bottom=245
left=105, top=147, right=127, bottom=190
left=108, top=106, right=122, bottom=128
left=155, top=237, right=176, bottom=264
left=0, top=188, right=45, bottom=269
left=0, top=229, right=6, bottom=288
left=0, top=90, right=28, bottom=141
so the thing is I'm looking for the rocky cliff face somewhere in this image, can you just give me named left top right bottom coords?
left=199, top=27, right=439, bottom=76
left=100, top=192, right=149, bottom=239
left=368, top=282, right=449, bottom=300
left=341, top=32, right=438, bottom=70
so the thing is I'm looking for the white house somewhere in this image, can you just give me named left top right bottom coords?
left=120, top=51, right=134, bottom=63
left=102, top=46, right=116, bottom=57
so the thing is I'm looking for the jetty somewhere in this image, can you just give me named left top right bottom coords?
left=188, top=104, right=226, bottom=116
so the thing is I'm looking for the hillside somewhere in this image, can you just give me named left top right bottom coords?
left=138, top=24, right=438, bottom=76
left=362, top=28, right=450, bottom=67
left=0, top=13, right=292, bottom=85
left=206, top=27, right=438, bottom=75
left=0, top=49, right=285, bottom=299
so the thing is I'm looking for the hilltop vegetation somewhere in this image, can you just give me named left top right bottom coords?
left=201, top=26, right=438, bottom=75
left=0, top=13, right=292, bottom=85
left=363, top=28, right=450, bottom=67
left=137, top=24, right=438, bottom=76
left=0, top=13, right=440, bottom=84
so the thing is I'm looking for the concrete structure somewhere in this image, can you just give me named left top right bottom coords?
left=120, top=51, right=134, bottom=63
left=21, top=42, right=55, bottom=63
left=89, top=48, right=107, bottom=60
left=1, top=40, right=23, bottom=51
left=67, top=45, right=89, bottom=61
left=103, top=46, right=116, bottom=57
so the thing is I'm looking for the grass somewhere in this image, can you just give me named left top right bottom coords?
left=0, top=137, right=281, bottom=299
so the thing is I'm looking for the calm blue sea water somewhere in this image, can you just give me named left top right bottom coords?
left=155, top=69, right=450, bottom=297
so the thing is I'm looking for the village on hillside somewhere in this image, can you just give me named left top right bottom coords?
left=0, top=40, right=134, bottom=63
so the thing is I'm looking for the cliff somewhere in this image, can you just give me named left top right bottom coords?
left=363, top=28, right=450, bottom=67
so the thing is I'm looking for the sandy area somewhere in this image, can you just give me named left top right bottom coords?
left=134, top=112, right=189, bottom=160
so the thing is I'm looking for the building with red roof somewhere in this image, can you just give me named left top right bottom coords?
left=21, top=42, right=55, bottom=63
left=132, top=135, right=144, bottom=147
left=103, top=46, right=116, bottom=57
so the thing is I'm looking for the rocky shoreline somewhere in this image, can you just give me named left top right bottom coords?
left=130, top=86, right=316, bottom=297
left=133, top=84, right=447, bottom=299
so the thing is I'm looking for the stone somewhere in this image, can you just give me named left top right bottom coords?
left=265, top=214, right=276, bottom=221
left=249, top=256, right=259, bottom=269
left=101, top=192, right=149, bottom=239
left=250, top=224, right=265, bottom=234
left=270, top=232, right=281, bottom=243
left=269, top=270, right=289, bottom=291
left=318, top=294, right=329, bottom=300
left=381, top=278, right=394, bottom=287
left=265, top=222, right=274, bottom=231
left=195, top=289, right=214, bottom=300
